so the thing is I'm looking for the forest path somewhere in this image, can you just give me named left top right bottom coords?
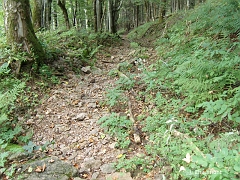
left=30, top=37, right=158, bottom=180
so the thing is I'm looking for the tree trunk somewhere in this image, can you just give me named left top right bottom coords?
left=42, top=0, right=52, bottom=29
left=3, top=0, right=46, bottom=73
left=57, top=0, right=70, bottom=29
left=53, top=0, right=58, bottom=29
left=159, top=0, right=167, bottom=23
left=96, top=0, right=103, bottom=32
left=32, top=0, right=42, bottom=31
left=94, top=0, right=97, bottom=32
left=108, top=0, right=113, bottom=33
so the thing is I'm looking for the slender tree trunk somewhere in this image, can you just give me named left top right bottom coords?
left=3, top=0, right=46, bottom=73
left=32, top=0, right=42, bottom=31
left=159, top=0, right=167, bottom=23
left=94, top=0, right=97, bottom=32
left=96, top=0, right=103, bottom=31
left=108, top=0, right=113, bottom=33
left=52, top=0, right=58, bottom=29
left=42, top=0, right=52, bottom=29
left=57, top=0, right=70, bottom=29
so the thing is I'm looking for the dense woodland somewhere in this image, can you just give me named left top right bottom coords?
left=0, top=0, right=240, bottom=179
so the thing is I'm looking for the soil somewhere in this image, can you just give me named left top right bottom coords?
left=21, top=37, right=160, bottom=179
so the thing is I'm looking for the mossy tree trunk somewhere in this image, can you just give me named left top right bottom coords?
left=3, top=0, right=46, bottom=73
left=57, top=0, right=70, bottom=29
left=159, top=0, right=167, bottom=23
left=32, top=0, right=43, bottom=31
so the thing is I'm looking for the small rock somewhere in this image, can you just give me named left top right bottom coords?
left=90, top=129, right=98, bottom=136
left=100, top=163, right=115, bottom=174
left=75, top=113, right=87, bottom=121
left=106, top=172, right=133, bottom=180
left=155, top=173, right=166, bottom=180
left=89, top=79, right=96, bottom=83
left=73, top=178, right=85, bottom=180
left=87, top=102, right=97, bottom=108
left=18, top=156, right=78, bottom=180
left=109, top=142, right=117, bottom=149
left=83, top=158, right=102, bottom=170
left=101, top=140, right=108, bottom=145
left=81, top=66, right=91, bottom=74
left=91, top=172, right=99, bottom=180
left=92, top=67, right=102, bottom=74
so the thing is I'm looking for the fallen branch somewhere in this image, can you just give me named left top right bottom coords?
left=128, top=100, right=141, bottom=144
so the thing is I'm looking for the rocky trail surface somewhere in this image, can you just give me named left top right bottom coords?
left=13, top=37, right=159, bottom=180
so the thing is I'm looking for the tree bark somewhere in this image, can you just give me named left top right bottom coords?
left=96, top=0, right=103, bottom=32
left=159, top=0, right=167, bottom=23
left=42, top=0, right=52, bottom=29
left=57, top=0, right=70, bottom=29
left=3, top=0, right=46, bottom=73
left=32, top=0, right=42, bottom=31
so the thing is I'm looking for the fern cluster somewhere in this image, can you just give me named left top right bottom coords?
left=133, top=0, right=240, bottom=179
left=153, top=0, right=240, bottom=123
left=0, top=63, right=25, bottom=170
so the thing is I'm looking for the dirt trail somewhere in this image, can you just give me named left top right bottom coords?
left=29, top=38, right=157, bottom=179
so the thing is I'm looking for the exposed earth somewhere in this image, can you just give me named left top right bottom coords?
left=10, top=37, right=165, bottom=180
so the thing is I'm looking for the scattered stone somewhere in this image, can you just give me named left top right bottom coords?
left=73, top=178, right=85, bottom=180
left=90, top=129, right=99, bottom=136
left=106, top=172, right=133, bottom=180
left=89, top=78, right=96, bottom=83
left=109, top=142, right=117, bottom=149
left=101, top=139, right=108, bottom=145
left=83, top=158, right=102, bottom=170
left=91, top=172, right=100, bottom=180
left=54, top=124, right=71, bottom=133
left=100, top=163, right=115, bottom=174
left=75, top=113, right=87, bottom=121
left=18, top=156, right=78, bottom=180
left=92, top=67, right=102, bottom=74
left=81, top=66, right=91, bottom=74
left=87, top=102, right=97, bottom=108
left=154, top=173, right=167, bottom=180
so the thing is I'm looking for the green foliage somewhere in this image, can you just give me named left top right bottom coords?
left=102, top=0, right=240, bottom=179
left=116, top=154, right=153, bottom=173
left=39, top=64, right=60, bottom=84
left=142, top=0, right=240, bottom=179
left=37, top=29, right=103, bottom=67
left=180, top=132, right=240, bottom=180
left=106, top=88, right=126, bottom=107
left=98, top=113, right=133, bottom=148
left=128, top=21, right=156, bottom=40
left=0, top=64, right=26, bottom=174
left=155, top=0, right=240, bottom=115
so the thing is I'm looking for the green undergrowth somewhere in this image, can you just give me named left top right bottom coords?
left=37, top=29, right=121, bottom=69
left=99, top=0, right=240, bottom=179
left=0, top=63, right=26, bottom=176
left=0, top=26, right=123, bottom=178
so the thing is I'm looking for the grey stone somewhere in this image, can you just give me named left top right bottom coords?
left=87, top=102, right=97, bottom=108
left=75, top=113, right=87, bottom=121
left=109, top=142, right=117, bottom=149
left=17, top=156, right=78, bottom=180
left=73, top=178, right=85, bottom=180
left=106, top=172, right=133, bottom=180
left=81, top=66, right=91, bottom=74
left=91, top=172, right=100, bottom=180
left=83, top=158, right=102, bottom=170
left=155, top=173, right=167, bottom=180
left=100, top=163, right=115, bottom=174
